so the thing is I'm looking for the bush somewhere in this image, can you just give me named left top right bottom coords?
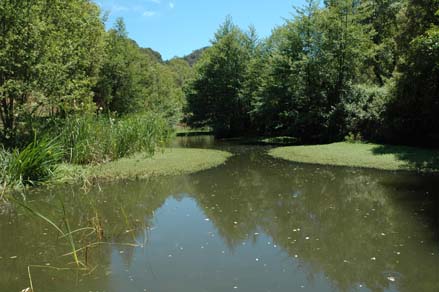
left=344, top=132, right=363, bottom=143
left=343, top=84, right=390, bottom=141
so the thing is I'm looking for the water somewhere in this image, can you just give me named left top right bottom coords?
left=0, top=136, right=438, bottom=292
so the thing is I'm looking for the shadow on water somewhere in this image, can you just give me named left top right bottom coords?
left=1, top=136, right=438, bottom=292
left=372, top=144, right=439, bottom=171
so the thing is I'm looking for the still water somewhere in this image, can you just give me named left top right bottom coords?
left=0, top=136, right=438, bottom=292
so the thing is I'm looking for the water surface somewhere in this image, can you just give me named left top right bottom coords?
left=0, top=137, right=438, bottom=292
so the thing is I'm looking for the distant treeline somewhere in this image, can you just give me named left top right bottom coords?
left=0, top=0, right=193, bottom=147
left=185, top=0, right=439, bottom=147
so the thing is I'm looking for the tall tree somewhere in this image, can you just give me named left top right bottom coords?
left=94, top=18, right=142, bottom=114
left=186, top=17, right=253, bottom=137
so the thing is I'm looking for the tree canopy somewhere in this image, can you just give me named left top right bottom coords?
left=185, top=0, right=439, bottom=146
left=0, top=1, right=191, bottom=146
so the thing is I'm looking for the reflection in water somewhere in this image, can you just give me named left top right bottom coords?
left=0, top=138, right=438, bottom=292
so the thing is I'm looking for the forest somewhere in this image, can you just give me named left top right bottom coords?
left=186, top=0, right=439, bottom=146
left=0, top=0, right=438, bottom=189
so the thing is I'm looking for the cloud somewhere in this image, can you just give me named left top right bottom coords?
left=150, top=0, right=161, bottom=3
left=143, top=10, right=157, bottom=17
left=169, top=2, right=175, bottom=9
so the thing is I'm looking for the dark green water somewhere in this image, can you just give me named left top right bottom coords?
left=1, top=136, right=438, bottom=292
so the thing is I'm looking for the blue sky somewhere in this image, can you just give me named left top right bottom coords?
left=95, top=0, right=306, bottom=60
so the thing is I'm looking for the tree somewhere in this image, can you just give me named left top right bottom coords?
left=167, top=58, right=194, bottom=88
left=361, top=0, right=402, bottom=84
left=0, top=0, right=105, bottom=145
left=256, top=0, right=374, bottom=142
left=94, top=18, right=142, bottom=114
left=186, top=17, right=253, bottom=137
left=387, top=3, right=439, bottom=146
left=0, top=0, right=42, bottom=143
left=94, top=18, right=186, bottom=122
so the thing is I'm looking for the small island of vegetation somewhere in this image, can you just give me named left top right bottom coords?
left=269, top=142, right=439, bottom=172
left=59, top=148, right=232, bottom=183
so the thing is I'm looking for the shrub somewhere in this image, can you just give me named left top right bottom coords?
left=344, top=132, right=363, bottom=143
left=343, top=84, right=390, bottom=141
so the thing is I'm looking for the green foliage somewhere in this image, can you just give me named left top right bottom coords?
left=94, top=18, right=143, bottom=114
left=58, top=113, right=171, bottom=164
left=186, top=1, right=376, bottom=142
left=0, top=0, right=106, bottom=145
left=256, top=0, right=375, bottom=141
left=167, top=58, right=194, bottom=87
left=343, top=84, right=390, bottom=141
left=83, top=148, right=232, bottom=180
left=0, top=148, right=10, bottom=187
left=270, top=142, right=439, bottom=171
left=182, top=47, right=209, bottom=66
left=93, top=18, right=185, bottom=122
left=344, top=132, right=364, bottom=143
left=0, top=137, right=63, bottom=188
left=386, top=4, right=439, bottom=146
left=185, top=0, right=439, bottom=147
left=142, top=63, right=186, bottom=124
left=186, top=17, right=257, bottom=137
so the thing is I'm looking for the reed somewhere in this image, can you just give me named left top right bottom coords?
left=58, top=113, right=172, bottom=164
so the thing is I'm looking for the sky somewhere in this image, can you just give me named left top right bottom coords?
left=95, top=0, right=306, bottom=60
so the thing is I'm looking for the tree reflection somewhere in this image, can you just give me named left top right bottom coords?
left=1, top=148, right=438, bottom=292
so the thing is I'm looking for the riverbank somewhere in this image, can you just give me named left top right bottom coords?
left=269, top=142, right=439, bottom=172
left=57, top=148, right=232, bottom=183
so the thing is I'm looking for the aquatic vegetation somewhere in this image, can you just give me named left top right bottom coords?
left=269, top=142, right=439, bottom=172
left=60, top=148, right=232, bottom=182
left=0, top=138, right=63, bottom=189
left=9, top=191, right=152, bottom=291
left=58, top=113, right=172, bottom=164
left=89, top=148, right=232, bottom=180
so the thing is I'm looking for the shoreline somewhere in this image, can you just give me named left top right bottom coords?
left=1, top=148, right=232, bottom=195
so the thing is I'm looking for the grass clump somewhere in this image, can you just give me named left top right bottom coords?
left=269, top=142, right=439, bottom=172
left=0, top=137, right=63, bottom=189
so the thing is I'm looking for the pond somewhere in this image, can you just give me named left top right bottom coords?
left=0, top=136, right=438, bottom=292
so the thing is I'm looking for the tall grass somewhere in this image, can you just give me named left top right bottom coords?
left=0, top=113, right=172, bottom=192
left=59, top=113, right=172, bottom=164
left=0, top=137, right=63, bottom=188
